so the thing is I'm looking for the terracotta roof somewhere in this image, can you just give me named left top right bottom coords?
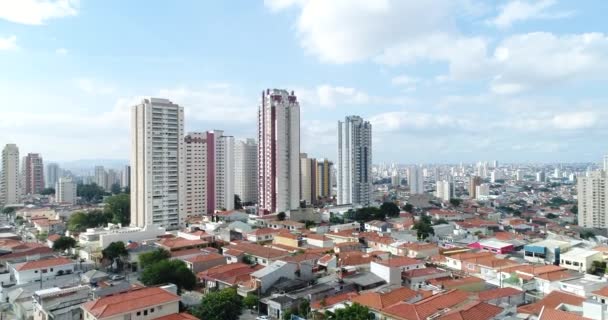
left=311, top=292, right=358, bottom=310
left=428, top=276, right=484, bottom=289
left=538, top=307, right=591, bottom=320
left=198, top=263, right=263, bottom=286
left=184, top=253, right=226, bottom=264
left=375, top=256, right=423, bottom=268
left=0, top=246, right=53, bottom=260
left=592, top=285, right=608, bottom=297
left=318, top=254, right=335, bottom=265
left=281, top=252, right=322, bottom=263
left=170, top=248, right=204, bottom=258
left=447, top=251, right=494, bottom=261
left=400, top=243, right=438, bottom=251
left=339, top=251, right=378, bottom=267
left=223, top=242, right=288, bottom=259
left=156, top=237, right=207, bottom=249
left=47, top=234, right=62, bottom=242
left=477, top=287, right=522, bottom=301
left=382, top=290, right=471, bottom=320
left=403, top=267, right=448, bottom=278
left=536, top=270, right=579, bottom=281
left=518, top=291, right=585, bottom=315
left=351, top=287, right=419, bottom=310
left=438, top=301, right=502, bottom=320
left=82, top=287, right=179, bottom=319
left=306, top=233, right=330, bottom=241
left=154, top=313, right=199, bottom=320
left=248, top=228, right=279, bottom=236
left=14, top=257, right=73, bottom=271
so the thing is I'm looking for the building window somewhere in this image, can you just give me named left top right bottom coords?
left=150, top=308, right=154, bottom=313
left=144, top=310, right=148, bottom=316
left=137, top=312, right=141, bottom=316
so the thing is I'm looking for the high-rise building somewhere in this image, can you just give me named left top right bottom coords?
left=24, top=153, right=44, bottom=195
left=515, top=170, right=524, bottom=181
left=234, top=139, right=258, bottom=204
left=1, top=144, right=21, bottom=205
left=436, top=180, right=454, bottom=202
left=121, top=165, right=131, bottom=189
left=316, top=159, right=333, bottom=199
left=258, top=89, right=300, bottom=214
left=476, top=183, right=490, bottom=200
left=55, top=177, right=77, bottom=204
left=536, top=171, right=546, bottom=183
left=131, top=98, right=185, bottom=229
left=604, top=155, right=608, bottom=172
left=107, top=169, right=120, bottom=190
left=469, top=176, right=482, bottom=199
left=94, top=166, right=107, bottom=189
left=45, top=163, right=60, bottom=189
left=300, top=153, right=317, bottom=205
left=408, top=165, right=424, bottom=195
left=578, top=171, right=608, bottom=228
left=337, top=115, right=372, bottom=206
left=184, top=130, right=235, bottom=215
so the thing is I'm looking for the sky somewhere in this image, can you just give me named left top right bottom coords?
left=0, top=0, right=607, bottom=164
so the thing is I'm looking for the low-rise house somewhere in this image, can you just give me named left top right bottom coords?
left=305, top=233, right=334, bottom=248
left=380, top=289, right=473, bottom=320
left=365, top=220, right=391, bottom=233
left=272, top=232, right=303, bottom=249
left=266, top=220, right=305, bottom=231
left=400, top=243, right=439, bottom=259
left=155, top=237, right=208, bottom=252
left=334, top=241, right=361, bottom=253
left=317, top=254, right=337, bottom=271
left=46, top=234, right=62, bottom=248
left=469, top=240, right=514, bottom=254
left=198, top=263, right=263, bottom=292
left=402, top=267, right=451, bottom=289
left=246, top=228, right=280, bottom=242
left=32, top=218, right=65, bottom=235
left=453, top=219, right=499, bottom=236
left=222, top=242, right=290, bottom=266
left=428, top=276, right=486, bottom=292
left=33, top=285, right=91, bottom=320
left=79, top=224, right=166, bottom=250
left=351, top=287, right=421, bottom=318
left=518, top=290, right=585, bottom=317
left=0, top=246, right=54, bottom=267
left=246, top=260, right=299, bottom=293
left=476, top=287, right=524, bottom=306
left=592, top=286, right=608, bottom=305
left=310, top=291, right=359, bottom=313
left=325, top=230, right=359, bottom=244
left=370, top=257, right=425, bottom=285
left=176, top=230, right=215, bottom=242
left=523, top=239, right=571, bottom=264
left=443, top=251, right=495, bottom=271
left=9, top=257, right=75, bottom=284
left=82, top=270, right=109, bottom=284
left=181, top=252, right=226, bottom=274
left=214, top=209, right=249, bottom=222
left=559, top=248, right=603, bottom=273
left=81, top=286, right=181, bottom=320
left=559, top=274, right=608, bottom=297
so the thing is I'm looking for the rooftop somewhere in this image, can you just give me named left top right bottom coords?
left=13, top=257, right=73, bottom=271
left=82, top=287, right=179, bottom=319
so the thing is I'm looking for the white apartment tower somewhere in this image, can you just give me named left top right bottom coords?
left=234, top=138, right=258, bottom=204
left=55, top=177, right=77, bottom=204
left=337, top=115, right=372, bottom=206
left=409, top=165, right=424, bottom=195
left=258, top=89, right=300, bottom=214
left=1, top=144, right=21, bottom=206
left=131, top=98, right=185, bottom=229
left=436, top=180, right=454, bottom=202
left=94, top=166, right=107, bottom=189
left=578, top=171, right=608, bottom=228
left=184, top=130, right=235, bottom=215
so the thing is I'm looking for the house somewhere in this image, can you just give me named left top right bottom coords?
left=351, top=287, right=421, bottom=318
left=32, top=218, right=65, bottom=235
left=181, top=252, right=226, bottom=274
left=402, top=267, right=451, bottom=289
left=559, top=248, right=603, bottom=272
left=82, top=270, right=109, bottom=284
left=46, top=234, right=62, bottom=248
left=436, top=300, right=503, bottom=320
left=523, top=239, right=571, bottom=264
left=443, top=251, right=494, bottom=271
left=176, top=230, right=215, bottom=242
left=222, top=242, right=290, bottom=266
left=518, top=290, right=585, bottom=317
left=428, top=276, right=486, bottom=292
left=318, top=254, right=337, bottom=271
left=334, top=241, right=361, bottom=254
left=272, top=232, right=302, bottom=249
left=9, top=257, right=75, bottom=284
left=33, top=285, right=91, bottom=320
left=380, top=289, right=473, bottom=320
left=81, top=286, right=181, bottom=320
left=365, top=220, right=391, bottom=233
left=400, top=243, right=439, bottom=259
left=247, top=260, right=299, bottom=293
left=559, top=274, right=608, bottom=297
left=305, top=233, right=334, bottom=248
left=370, top=257, right=425, bottom=285
left=246, top=228, right=280, bottom=243
left=198, top=263, right=263, bottom=293
left=266, top=220, right=305, bottom=231
left=310, top=292, right=359, bottom=312
left=476, top=287, right=524, bottom=306
left=155, top=237, right=208, bottom=252
left=214, top=209, right=249, bottom=222
left=469, top=240, right=514, bottom=254
left=0, top=246, right=54, bottom=267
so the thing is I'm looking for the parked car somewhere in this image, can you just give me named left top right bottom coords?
left=110, top=274, right=125, bottom=281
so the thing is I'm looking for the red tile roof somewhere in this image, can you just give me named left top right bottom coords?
left=82, top=287, right=179, bottom=319
left=375, top=256, right=423, bottom=268
left=382, top=290, right=471, bottom=320
left=438, top=301, right=502, bottom=320
left=156, top=237, right=208, bottom=250
left=477, top=287, right=522, bottom=301
left=0, top=246, right=53, bottom=261
left=14, top=257, right=73, bottom=271
left=154, top=313, right=199, bottom=320
left=311, top=291, right=358, bottom=310
left=592, top=285, right=608, bottom=297
left=538, top=307, right=591, bottom=320
left=198, top=263, right=263, bottom=286
left=47, top=234, right=62, bottom=242
left=518, top=291, right=585, bottom=315
left=351, top=287, right=419, bottom=310
left=223, top=242, right=288, bottom=259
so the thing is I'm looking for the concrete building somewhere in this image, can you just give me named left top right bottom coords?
left=45, top=163, right=60, bottom=189
left=107, top=169, right=120, bottom=190
left=436, top=180, right=454, bottom=202
left=78, top=224, right=166, bottom=250
left=560, top=248, right=603, bottom=273
left=33, top=285, right=91, bottom=320
left=515, top=170, right=524, bottom=181
left=9, top=257, right=75, bottom=285
left=24, top=153, right=44, bottom=195
left=469, top=176, right=482, bottom=199
left=578, top=171, right=608, bottom=228
left=94, top=166, right=107, bottom=190
left=476, top=183, right=490, bottom=200
left=55, top=177, right=77, bottom=204
left=184, top=130, right=235, bottom=215
left=131, top=98, right=185, bottom=229
left=234, top=138, right=258, bottom=204
left=121, top=165, right=130, bottom=189
left=300, top=153, right=317, bottom=205
left=258, top=89, right=300, bottom=214
left=337, top=115, right=372, bottom=205
left=536, top=171, right=546, bottom=183
left=316, top=159, right=333, bottom=199
left=408, top=165, right=424, bottom=195
left=81, top=286, right=181, bottom=320
left=1, top=144, right=21, bottom=206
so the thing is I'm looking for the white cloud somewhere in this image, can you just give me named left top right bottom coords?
left=263, top=0, right=304, bottom=12
left=316, top=85, right=369, bottom=107
left=0, top=35, right=18, bottom=50
left=489, top=0, right=573, bottom=29
left=0, top=0, right=79, bottom=25
left=55, top=47, right=68, bottom=55
left=75, top=78, right=115, bottom=95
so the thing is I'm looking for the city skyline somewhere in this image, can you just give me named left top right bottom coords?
left=1, top=1, right=608, bottom=163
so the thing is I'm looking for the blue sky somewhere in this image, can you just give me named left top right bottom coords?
left=0, top=0, right=607, bottom=164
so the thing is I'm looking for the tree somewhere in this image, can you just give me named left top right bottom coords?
left=14, top=216, right=24, bottom=226
left=53, top=236, right=77, bottom=252
left=449, top=198, right=462, bottom=207
left=581, top=230, right=596, bottom=240
left=104, top=193, right=130, bottom=225
left=68, top=210, right=111, bottom=232
left=243, top=293, right=259, bottom=310
left=40, top=187, right=55, bottom=195
left=591, top=261, right=607, bottom=275
left=36, top=232, right=48, bottom=242
left=324, top=303, right=372, bottom=320
left=571, top=204, right=578, bottom=215
left=277, top=212, right=286, bottom=221
left=140, top=259, right=196, bottom=292
left=546, top=213, right=558, bottom=219
left=380, top=202, right=400, bottom=218
left=346, top=207, right=385, bottom=223
left=403, top=203, right=414, bottom=213
left=234, top=195, right=243, bottom=210
left=413, top=215, right=434, bottom=240
left=1, top=207, right=15, bottom=215
left=102, top=241, right=128, bottom=270
left=110, top=183, right=122, bottom=195
left=77, top=183, right=106, bottom=203
left=192, top=288, right=243, bottom=320
left=242, top=255, right=255, bottom=265
left=138, top=248, right=170, bottom=269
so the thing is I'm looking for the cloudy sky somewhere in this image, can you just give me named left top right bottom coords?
left=0, top=0, right=607, bottom=164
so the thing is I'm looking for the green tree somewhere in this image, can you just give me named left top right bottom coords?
left=243, top=293, right=259, bottom=310
left=325, top=303, right=372, bottom=320
left=1, top=207, right=15, bottom=215
left=234, top=195, right=243, bottom=210
left=140, top=259, right=196, bottom=292
left=413, top=215, right=434, bottom=240
left=571, top=204, right=578, bottom=215
left=110, top=183, right=122, bottom=195
left=591, top=261, right=607, bottom=275
left=192, top=288, right=243, bottom=320
left=102, top=241, right=128, bottom=270
left=104, top=193, right=130, bottom=225
left=347, top=207, right=385, bottom=222
left=67, top=210, right=111, bottom=232
left=581, top=230, right=596, bottom=240
left=449, top=198, right=462, bottom=207
left=380, top=202, right=400, bottom=218
left=277, top=211, right=286, bottom=221
left=138, top=248, right=171, bottom=269
left=77, top=183, right=106, bottom=203
left=36, top=232, right=48, bottom=242
left=14, top=216, right=24, bottom=226
left=546, top=213, right=558, bottom=219
left=40, top=187, right=55, bottom=195
left=403, top=203, right=414, bottom=213
left=52, top=236, right=77, bottom=252
left=242, top=255, right=255, bottom=265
